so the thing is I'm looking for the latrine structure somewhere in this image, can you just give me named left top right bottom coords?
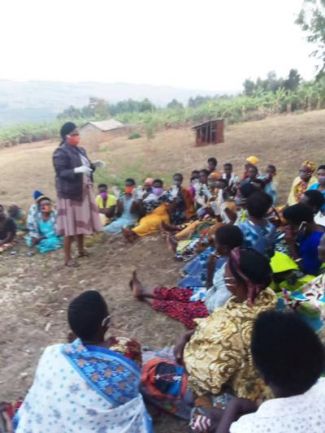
left=192, top=119, right=224, bottom=146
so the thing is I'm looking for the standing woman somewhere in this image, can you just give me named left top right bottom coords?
left=53, top=122, right=102, bottom=267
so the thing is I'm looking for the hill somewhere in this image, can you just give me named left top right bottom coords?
left=0, top=80, right=217, bottom=125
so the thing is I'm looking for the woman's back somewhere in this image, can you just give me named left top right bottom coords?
left=15, top=342, right=151, bottom=433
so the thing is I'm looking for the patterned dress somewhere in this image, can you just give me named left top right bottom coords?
left=184, top=288, right=277, bottom=400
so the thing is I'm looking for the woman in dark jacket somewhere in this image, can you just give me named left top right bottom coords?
left=53, top=122, right=102, bottom=267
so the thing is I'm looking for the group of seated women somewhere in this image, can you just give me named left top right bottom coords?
left=4, top=156, right=325, bottom=433
left=0, top=190, right=63, bottom=255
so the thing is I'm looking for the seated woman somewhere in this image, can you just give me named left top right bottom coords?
left=95, top=183, right=117, bottom=226
left=221, top=311, right=325, bottom=433
left=104, top=178, right=140, bottom=234
left=8, top=205, right=26, bottom=235
left=123, top=178, right=170, bottom=241
left=287, top=160, right=317, bottom=206
left=300, top=189, right=325, bottom=229
left=277, top=233, right=325, bottom=339
left=260, top=164, right=278, bottom=205
left=0, top=204, right=16, bottom=253
left=25, top=197, right=62, bottom=254
left=15, top=290, right=152, bottom=433
left=283, top=204, right=324, bottom=275
left=131, top=225, right=244, bottom=329
left=237, top=191, right=276, bottom=258
left=308, top=164, right=325, bottom=210
left=168, top=173, right=195, bottom=224
left=179, top=249, right=276, bottom=403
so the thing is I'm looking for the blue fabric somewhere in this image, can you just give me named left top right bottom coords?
left=238, top=219, right=276, bottom=258
left=62, top=339, right=141, bottom=407
left=308, top=183, right=325, bottom=212
left=298, top=231, right=323, bottom=275
left=104, top=195, right=138, bottom=234
left=37, top=219, right=62, bottom=253
left=178, top=247, right=214, bottom=287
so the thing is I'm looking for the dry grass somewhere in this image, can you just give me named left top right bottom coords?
left=0, top=110, right=324, bottom=433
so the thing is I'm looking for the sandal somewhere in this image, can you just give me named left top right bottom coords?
left=189, top=407, right=221, bottom=433
left=78, top=250, right=90, bottom=258
left=65, top=259, right=80, bottom=268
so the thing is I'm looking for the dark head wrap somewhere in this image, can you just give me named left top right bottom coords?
left=60, top=122, right=77, bottom=142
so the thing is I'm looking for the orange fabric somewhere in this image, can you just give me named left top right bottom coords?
left=141, top=358, right=188, bottom=400
left=181, top=187, right=196, bottom=219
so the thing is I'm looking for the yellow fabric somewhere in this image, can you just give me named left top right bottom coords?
left=271, top=252, right=298, bottom=274
left=132, top=204, right=170, bottom=237
left=175, top=220, right=202, bottom=241
left=301, top=160, right=316, bottom=172
left=184, top=288, right=277, bottom=400
left=287, top=176, right=317, bottom=206
left=95, top=194, right=117, bottom=209
left=96, top=194, right=117, bottom=226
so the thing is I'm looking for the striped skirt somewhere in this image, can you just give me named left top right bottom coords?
left=56, top=181, right=102, bottom=237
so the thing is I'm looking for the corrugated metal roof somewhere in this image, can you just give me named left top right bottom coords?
left=192, top=119, right=223, bottom=129
left=82, top=119, right=125, bottom=132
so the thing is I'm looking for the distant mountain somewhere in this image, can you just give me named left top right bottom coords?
left=0, top=80, right=219, bottom=125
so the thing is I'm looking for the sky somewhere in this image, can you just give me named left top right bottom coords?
left=0, top=0, right=317, bottom=92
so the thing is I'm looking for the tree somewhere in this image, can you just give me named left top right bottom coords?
left=139, top=98, right=155, bottom=112
left=243, top=79, right=256, bottom=96
left=57, top=105, right=81, bottom=120
left=167, top=99, right=183, bottom=109
left=283, top=69, right=301, bottom=91
left=296, top=0, right=325, bottom=75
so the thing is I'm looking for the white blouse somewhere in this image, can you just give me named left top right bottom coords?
left=230, top=378, right=325, bottom=433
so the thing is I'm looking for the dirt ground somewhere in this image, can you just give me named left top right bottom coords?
left=0, top=110, right=325, bottom=433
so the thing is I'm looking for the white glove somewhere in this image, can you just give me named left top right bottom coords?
left=93, top=160, right=106, bottom=169
left=74, top=166, right=93, bottom=175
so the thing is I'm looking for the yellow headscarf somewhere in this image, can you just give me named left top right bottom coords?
left=301, top=160, right=316, bottom=173
left=246, top=156, right=259, bottom=165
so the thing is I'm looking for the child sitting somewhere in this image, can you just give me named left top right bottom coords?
left=25, top=197, right=62, bottom=254
left=95, top=183, right=117, bottom=226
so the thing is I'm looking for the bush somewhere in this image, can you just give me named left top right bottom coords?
left=128, top=132, right=141, bottom=140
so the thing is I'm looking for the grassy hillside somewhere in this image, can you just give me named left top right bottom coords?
left=0, top=111, right=324, bottom=433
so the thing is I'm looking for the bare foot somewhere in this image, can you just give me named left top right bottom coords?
left=123, top=228, right=136, bottom=243
left=129, top=271, right=145, bottom=300
left=160, top=221, right=180, bottom=234
left=166, top=233, right=177, bottom=253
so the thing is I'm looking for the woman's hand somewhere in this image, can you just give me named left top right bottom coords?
left=216, top=398, right=258, bottom=433
left=74, top=166, right=93, bottom=175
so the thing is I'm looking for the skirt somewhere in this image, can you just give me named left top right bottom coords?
left=152, top=287, right=208, bottom=329
left=57, top=181, right=102, bottom=237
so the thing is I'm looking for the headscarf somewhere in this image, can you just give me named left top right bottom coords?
left=208, top=171, right=221, bottom=181
left=229, top=247, right=267, bottom=306
left=301, top=160, right=316, bottom=174
left=60, top=122, right=77, bottom=144
left=246, top=156, right=259, bottom=165
left=33, top=190, right=45, bottom=203
left=144, top=178, right=154, bottom=186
